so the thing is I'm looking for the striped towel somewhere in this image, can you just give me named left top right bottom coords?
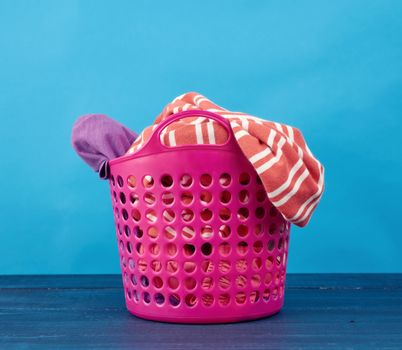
left=126, top=92, right=324, bottom=227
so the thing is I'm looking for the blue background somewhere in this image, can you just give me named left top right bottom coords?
left=0, top=0, right=401, bottom=274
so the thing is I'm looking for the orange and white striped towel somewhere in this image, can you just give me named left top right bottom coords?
left=126, top=92, right=324, bottom=227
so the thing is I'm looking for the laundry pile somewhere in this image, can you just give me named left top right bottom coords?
left=71, top=92, right=324, bottom=226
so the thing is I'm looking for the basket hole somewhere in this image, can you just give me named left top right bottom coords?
left=130, top=274, right=137, bottom=286
left=235, top=275, right=247, bottom=288
left=200, top=208, right=213, bottom=222
left=239, top=172, right=250, bottom=185
left=127, top=175, right=136, bottom=188
left=275, top=272, right=280, bottom=285
left=250, top=290, right=260, bottom=303
left=272, top=288, right=279, bottom=300
left=278, top=238, right=284, bottom=250
left=184, top=277, right=197, bottom=290
left=237, top=241, right=248, bottom=255
left=130, top=193, right=140, bottom=205
left=200, top=174, right=212, bottom=187
left=219, top=173, right=231, bottom=187
left=235, top=292, right=246, bottom=305
left=254, top=224, right=263, bottom=236
left=126, top=289, right=131, bottom=300
left=218, top=276, right=231, bottom=289
left=236, top=259, right=248, bottom=272
left=166, top=260, right=179, bottom=274
left=200, top=191, right=212, bottom=205
left=219, top=208, right=231, bottom=221
left=138, top=259, right=147, bottom=272
left=269, top=206, right=278, bottom=217
left=143, top=292, right=151, bottom=304
left=238, top=190, right=250, bottom=204
left=128, top=258, right=135, bottom=269
left=169, top=293, right=181, bottom=306
left=122, top=257, right=127, bottom=268
left=163, top=209, right=175, bottom=223
left=252, top=257, right=262, bottom=271
left=218, top=224, right=231, bottom=239
left=117, top=224, right=122, bottom=236
left=119, top=240, right=124, bottom=251
left=142, top=175, right=154, bottom=188
left=218, top=242, right=231, bottom=256
left=161, top=192, right=174, bottom=205
left=166, top=277, right=178, bottom=291
left=201, top=242, right=213, bottom=256
left=264, top=272, right=272, bottom=286
left=256, top=189, right=266, bottom=202
left=180, top=174, right=193, bottom=188
left=166, top=243, right=177, bottom=257
left=181, top=191, right=194, bottom=205
left=134, top=226, right=143, bottom=238
left=122, top=209, right=129, bottom=220
left=111, top=176, right=115, bottom=186
left=218, top=260, right=231, bottom=273
left=253, top=241, right=263, bottom=254
left=266, top=256, right=274, bottom=270
left=164, top=226, right=177, bottom=240
left=220, top=191, right=231, bottom=204
left=201, top=276, right=214, bottom=290
left=155, top=293, right=165, bottom=305
left=149, top=243, right=160, bottom=256
left=145, top=209, right=157, bottom=223
left=115, top=207, right=120, bottom=219
left=263, top=289, right=270, bottom=302
left=147, top=226, right=158, bottom=239
left=126, top=242, right=133, bottom=254
left=201, top=225, right=213, bottom=239
left=119, top=192, right=126, bottom=204
left=201, top=259, right=214, bottom=273
left=276, top=255, right=281, bottom=266
left=181, top=226, right=195, bottom=240
left=136, top=243, right=144, bottom=255
left=237, top=208, right=249, bottom=221
left=181, top=209, right=194, bottom=222
left=183, top=261, right=197, bottom=273
left=151, top=260, right=162, bottom=272
left=268, top=239, right=275, bottom=251
left=255, top=207, right=265, bottom=219
left=144, top=192, right=156, bottom=205
left=131, top=209, right=141, bottom=222
left=185, top=294, right=198, bottom=307
left=113, top=191, right=117, bottom=203
left=237, top=224, right=249, bottom=237
left=124, top=225, right=131, bottom=237
left=153, top=276, right=163, bottom=289
left=161, top=174, right=173, bottom=188
left=269, top=223, right=277, bottom=235
left=140, top=275, right=149, bottom=287
left=117, top=176, right=124, bottom=187
left=202, top=294, right=214, bottom=307
left=219, top=293, right=230, bottom=306
left=183, top=243, right=196, bottom=257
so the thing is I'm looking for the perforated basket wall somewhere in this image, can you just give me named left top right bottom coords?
left=108, top=111, right=290, bottom=323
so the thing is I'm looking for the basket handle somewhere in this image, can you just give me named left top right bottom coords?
left=133, top=110, right=240, bottom=156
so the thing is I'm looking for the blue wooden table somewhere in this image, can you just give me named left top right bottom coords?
left=0, top=274, right=401, bottom=349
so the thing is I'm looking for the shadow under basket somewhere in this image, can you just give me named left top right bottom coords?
left=108, top=110, right=291, bottom=324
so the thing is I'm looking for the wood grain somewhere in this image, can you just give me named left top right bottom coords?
left=0, top=274, right=401, bottom=349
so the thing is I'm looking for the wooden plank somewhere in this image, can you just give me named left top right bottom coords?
left=0, top=274, right=401, bottom=349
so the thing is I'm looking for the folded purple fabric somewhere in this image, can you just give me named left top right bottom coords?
left=71, top=114, right=137, bottom=179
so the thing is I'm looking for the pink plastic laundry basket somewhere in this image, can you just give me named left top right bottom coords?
left=108, top=110, right=290, bottom=323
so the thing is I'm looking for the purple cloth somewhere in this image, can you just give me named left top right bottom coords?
left=71, top=114, right=137, bottom=179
